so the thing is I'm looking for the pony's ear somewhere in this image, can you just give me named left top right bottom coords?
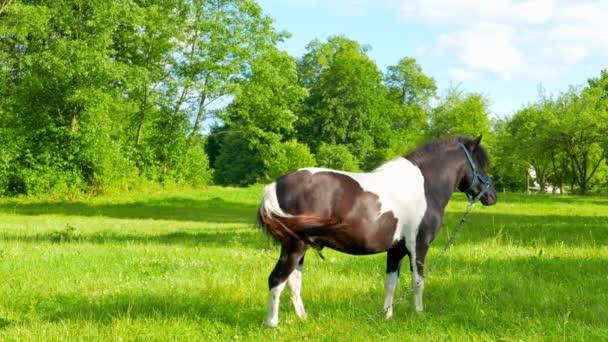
left=466, top=135, right=482, bottom=151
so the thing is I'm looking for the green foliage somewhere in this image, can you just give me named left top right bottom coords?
left=296, top=36, right=395, bottom=163
left=1, top=0, right=286, bottom=195
left=213, top=132, right=263, bottom=187
left=385, top=57, right=436, bottom=137
left=429, top=85, right=492, bottom=143
left=494, top=80, right=608, bottom=194
left=2, top=0, right=606, bottom=194
left=315, top=143, right=360, bottom=172
left=491, top=118, right=528, bottom=192
left=385, top=57, right=437, bottom=107
left=216, top=46, right=309, bottom=184
left=223, top=48, right=307, bottom=138
left=173, top=0, right=282, bottom=137
left=261, top=139, right=316, bottom=181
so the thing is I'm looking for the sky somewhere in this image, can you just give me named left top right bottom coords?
left=257, top=0, right=608, bottom=118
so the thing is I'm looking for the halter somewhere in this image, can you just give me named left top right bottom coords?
left=458, top=142, right=493, bottom=204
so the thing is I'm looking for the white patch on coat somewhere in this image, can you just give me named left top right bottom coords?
left=301, top=157, right=427, bottom=244
left=287, top=265, right=307, bottom=319
left=383, top=271, right=399, bottom=319
left=260, top=182, right=292, bottom=218
left=266, top=281, right=287, bottom=328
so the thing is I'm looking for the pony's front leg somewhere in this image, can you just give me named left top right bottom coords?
left=266, top=241, right=307, bottom=327
left=383, top=242, right=408, bottom=319
left=412, top=266, right=424, bottom=312
left=412, top=239, right=430, bottom=313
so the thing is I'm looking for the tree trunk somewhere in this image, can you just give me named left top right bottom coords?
left=580, top=181, right=588, bottom=195
left=526, top=171, right=530, bottom=194
left=190, top=91, right=207, bottom=138
left=539, top=172, right=546, bottom=193
left=0, top=0, right=13, bottom=16
left=70, top=111, right=78, bottom=133
left=136, top=86, right=149, bottom=146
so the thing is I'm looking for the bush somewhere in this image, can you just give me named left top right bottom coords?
left=176, top=142, right=213, bottom=186
left=213, top=133, right=264, bottom=186
left=315, top=143, right=360, bottom=172
left=5, top=167, right=85, bottom=196
left=262, top=140, right=316, bottom=181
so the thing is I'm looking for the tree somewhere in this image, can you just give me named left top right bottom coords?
left=0, top=0, right=139, bottom=193
left=384, top=57, right=437, bottom=156
left=385, top=57, right=436, bottom=109
left=170, top=0, right=282, bottom=138
left=429, top=85, right=492, bottom=142
left=507, top=103, right=556, bottom=193
left=222, top=48, right=307, bottom=139
left=296, top=36, right=395, bottom=169
left=553, top=86, right=608, bottom=194
left=112, top=0, right=187, bottom=147
left=216, top=47, right=308, bottom=184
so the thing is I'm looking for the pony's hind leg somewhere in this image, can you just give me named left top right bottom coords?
left=287, top=256, right=307, bottom=320
left=266, top=240, right=307, bottom=327
left=383, top=242, right=408, bottom=319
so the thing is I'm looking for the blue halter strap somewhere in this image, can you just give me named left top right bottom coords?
left=457, top=142, right=493, bottom=204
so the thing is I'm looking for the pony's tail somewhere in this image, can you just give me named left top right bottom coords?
left=258, top=183, right=340, bottom=243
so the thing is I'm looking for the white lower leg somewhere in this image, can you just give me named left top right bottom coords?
left=383, top=271, right=399, bottom=319
left=407, top=248, right=424, bottom=313
left=288, top=266, right=307, bottom=320
left=266, top=281, right=287, bottom=327
left=412, top=272, right=424, bottom=312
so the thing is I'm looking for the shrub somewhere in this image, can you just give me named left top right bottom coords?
left=262, top=140, right=316, bottom=181
left=315, top=143, right=360, bottom=172
left=213, top=133, right=264, bottom=186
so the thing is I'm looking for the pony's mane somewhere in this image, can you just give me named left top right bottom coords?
left=405, top=136, right=489, bottom=169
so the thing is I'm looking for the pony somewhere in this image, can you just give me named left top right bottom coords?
left=258, top=135, right=497, bottom=327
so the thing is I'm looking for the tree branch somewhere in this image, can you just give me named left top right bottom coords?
left=0, top=0, right=13, bottom=17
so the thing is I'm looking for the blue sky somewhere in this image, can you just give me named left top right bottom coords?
left=257, top=0, right=608, bottom=118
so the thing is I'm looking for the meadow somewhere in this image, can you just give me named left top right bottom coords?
left=0, top=186, right=606, bottom=341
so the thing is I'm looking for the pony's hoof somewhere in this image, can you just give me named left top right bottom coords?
left=384, top=306, right=393, bottom=320
left=265, top=319, right=279, bottom=328
left=298, top=312, right=308, bottom=320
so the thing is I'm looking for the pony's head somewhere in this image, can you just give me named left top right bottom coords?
left=457, top=136, right=497, bottom=206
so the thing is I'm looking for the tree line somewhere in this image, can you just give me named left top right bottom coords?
left=1, top=0, right=607, bottom=196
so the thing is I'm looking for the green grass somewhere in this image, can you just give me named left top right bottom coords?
left=0, top=186, right=607, bottom=341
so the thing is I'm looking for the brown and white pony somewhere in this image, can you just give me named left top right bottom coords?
left=258, top=135, right=497, bottom=327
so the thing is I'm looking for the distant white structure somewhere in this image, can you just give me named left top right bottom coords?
left=528, top=168, right=563, bottom=194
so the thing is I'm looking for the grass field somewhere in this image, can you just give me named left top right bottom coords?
left=0, top=186, right=607, bottom=341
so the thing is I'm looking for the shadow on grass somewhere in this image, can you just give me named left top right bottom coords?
left=0, top=317, right=10, bottom=330
left=439, top=211, right=608, bottom=247
left=488, top=193, right=608, bottom=206
left=0, top=229, right=273, bottom=249
left=0, top=197, right=258, bottom=223
left=1, top=210, right=605, bottom=249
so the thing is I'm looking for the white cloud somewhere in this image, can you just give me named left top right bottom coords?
left=438, top=26, right=523, bottom=80
left=274, top=0, right=398, bottom=15
left=448, top=68, right=479, bottom=81
left=400, top=0, right=608, bottom=81
left=400, top=0, right=555, bottom=26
